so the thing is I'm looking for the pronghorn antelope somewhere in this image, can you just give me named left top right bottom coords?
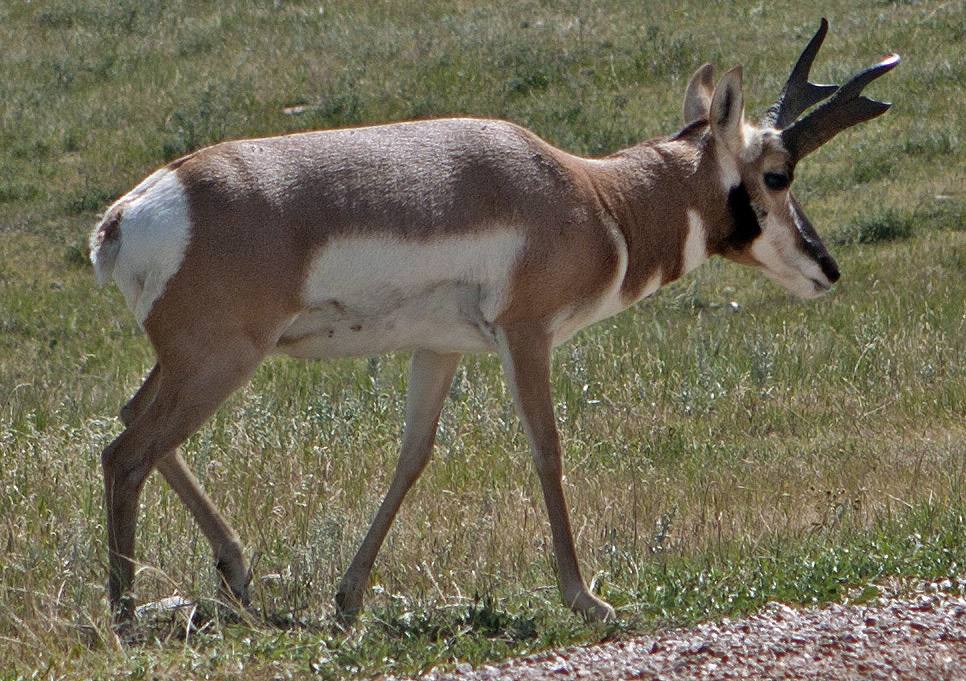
left=91, top=19, right=897, bottom=623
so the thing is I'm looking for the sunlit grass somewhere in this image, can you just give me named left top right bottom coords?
left=1, top=0, right=964, bottom=678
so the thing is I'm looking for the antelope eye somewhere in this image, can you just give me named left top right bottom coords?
left=763, top=172, right=790, bottom=191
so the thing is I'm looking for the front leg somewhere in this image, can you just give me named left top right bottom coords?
left=336, top=349, right=462, bottom=624
left=496, top=323, right=615, bottom=622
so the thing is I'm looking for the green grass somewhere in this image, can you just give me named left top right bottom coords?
left=1, top=0, right=965, bottom=678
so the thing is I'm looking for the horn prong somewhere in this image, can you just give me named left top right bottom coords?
left=762, top=18, right=838, bottom=129
left=781, top=53, right=900, bottom=161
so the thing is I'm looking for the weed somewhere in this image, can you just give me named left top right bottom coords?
left=0, top=182, right=42, bottom=205
left=834, top=208, right=915, bottom=245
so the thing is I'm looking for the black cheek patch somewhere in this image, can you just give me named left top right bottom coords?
left=726, top=183, right=763, bottom=249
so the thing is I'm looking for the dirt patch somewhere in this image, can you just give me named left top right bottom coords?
left=399, top=585, right=966, bottom=680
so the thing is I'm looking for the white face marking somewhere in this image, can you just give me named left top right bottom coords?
left=107, top=168, right=192, bottom=326
left=282, top=230, right=525, bottom=357
left=681, top=209, right=709, bottom=276
left=751, top=211, right=828, bottom=299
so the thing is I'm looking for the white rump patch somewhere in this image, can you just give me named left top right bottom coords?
left=681, top=210, right=709, bottom=276
left=108, top=169, right=192, bottom=327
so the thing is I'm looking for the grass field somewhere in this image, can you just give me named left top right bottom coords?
left=1, top=0, right=964, bottom=678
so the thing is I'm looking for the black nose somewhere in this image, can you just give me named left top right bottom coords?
left=819, top=254, right=840, bottom=283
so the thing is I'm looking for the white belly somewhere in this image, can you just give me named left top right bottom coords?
left=275, top=283, right=497, bottom=357
left=274, top=230, right=524, bottom=358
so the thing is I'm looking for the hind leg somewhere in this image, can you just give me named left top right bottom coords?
left=119, top=362, right=161, bottom=427
left=103, top=340, right=265, bottom=621
left=116, top=363, right=251, bottom=604
left=155, top=451, right=251, bottom=605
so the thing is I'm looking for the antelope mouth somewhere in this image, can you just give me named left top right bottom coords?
left=810, top=277, right=832, bottom=294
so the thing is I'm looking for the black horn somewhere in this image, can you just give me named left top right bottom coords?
left=781, top=53, right=900, bottom=161
left=762, top=18, right=839, bottom=129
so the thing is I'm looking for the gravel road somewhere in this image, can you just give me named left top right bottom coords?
left=398, top=585, right=966, bottom=681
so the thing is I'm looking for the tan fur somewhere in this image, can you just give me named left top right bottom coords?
left=92, top=24, right=895, bottom=624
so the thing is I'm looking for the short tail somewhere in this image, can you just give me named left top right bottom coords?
left=90, top=208, right=123, bottom=286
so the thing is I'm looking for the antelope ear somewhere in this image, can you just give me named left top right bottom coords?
left=683, top=64, right=715, bottom=125
left=710, top=66, right=746, bottom=151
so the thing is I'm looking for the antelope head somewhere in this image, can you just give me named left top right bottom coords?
left=684, top=19, right=900, bottom=298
